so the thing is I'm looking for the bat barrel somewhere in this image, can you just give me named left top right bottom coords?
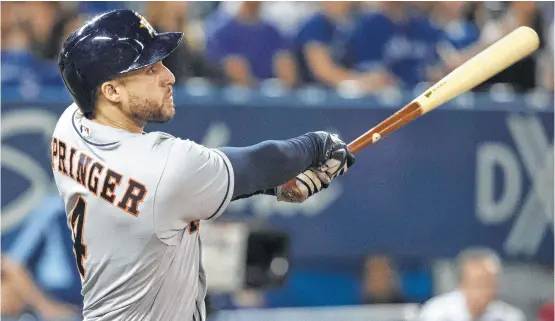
left=414, top=26, right=540, bottom=114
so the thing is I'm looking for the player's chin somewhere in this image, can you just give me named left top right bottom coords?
left=149, top=103, right=175, bottom=124
left=166, top=101, right=176, bottom=118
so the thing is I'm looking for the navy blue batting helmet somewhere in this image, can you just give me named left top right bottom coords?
left=58, top=9, right=183, bottom=114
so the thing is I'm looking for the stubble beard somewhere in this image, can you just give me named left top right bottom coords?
left=128, top=92, right=175, bottom=124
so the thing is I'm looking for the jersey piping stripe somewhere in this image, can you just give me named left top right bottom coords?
left=71, top=110, right=119, bottom=147
left=206, top=152, right=231, bottom=220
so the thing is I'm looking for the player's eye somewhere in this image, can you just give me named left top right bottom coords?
left=147, top=65, right=156, bottom=74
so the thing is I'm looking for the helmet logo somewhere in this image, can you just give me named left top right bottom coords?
left=134, top=12, right=156, bottom=38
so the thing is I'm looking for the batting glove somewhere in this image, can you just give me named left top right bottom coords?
left=275, top=169, right=325, bottom=203
left=313, top=132, right=355, bottom=186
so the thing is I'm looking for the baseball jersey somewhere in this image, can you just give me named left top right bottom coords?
left=51, top=104, right=235, bottom=321
left=418, top=290, right=527, bottom=321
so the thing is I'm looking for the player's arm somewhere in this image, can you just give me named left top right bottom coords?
left=153, top=132, right=353, bottom=241
left=219, top=131, right=354, bottom=202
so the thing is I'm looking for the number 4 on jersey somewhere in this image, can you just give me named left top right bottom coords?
left=69, top=196, right=88, bottom=279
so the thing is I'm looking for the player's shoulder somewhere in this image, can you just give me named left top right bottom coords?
left=144, top=131, right=188, bottom=148
left=143, top=130, right=176, bottom=144
left=143, top=131, right=207, bottom=157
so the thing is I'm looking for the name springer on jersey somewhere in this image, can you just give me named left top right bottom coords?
left=51, top=136, right=147, bottom=216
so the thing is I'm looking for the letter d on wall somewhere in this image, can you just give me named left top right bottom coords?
left=476, top=143, right=522, bottom=224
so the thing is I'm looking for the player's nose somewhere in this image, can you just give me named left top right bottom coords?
left=161, top=62, right=176, bottom=86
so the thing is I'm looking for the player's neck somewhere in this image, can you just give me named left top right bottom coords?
left=91, top=105, right=145, bottom=134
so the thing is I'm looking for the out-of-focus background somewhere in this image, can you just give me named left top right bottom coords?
left=1, top=1, right=553, bottom=321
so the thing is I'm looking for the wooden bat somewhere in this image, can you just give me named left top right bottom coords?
left=348, top=26, right=540, bottom=153
left=280, top=26, right=539, bottom=200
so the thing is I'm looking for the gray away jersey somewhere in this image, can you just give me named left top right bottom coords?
left=51, top=104, right=235, bottom=321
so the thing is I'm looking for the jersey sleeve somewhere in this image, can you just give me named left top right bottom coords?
left=153, top=138, right=234, bottom=238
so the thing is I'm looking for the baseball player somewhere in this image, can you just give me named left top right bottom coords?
left=51, top=9, right=355, bottom=321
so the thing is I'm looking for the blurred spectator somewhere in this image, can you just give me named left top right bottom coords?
left=1, top=3, right=64, bottom=89
left=538, top=2, right=554, bottom=91
left=44, top=10, right=88, bottom=62
left=293, top=2, right=396, bottom=92
left=361, top=255, right=407, bottom=304
left=205, top=1, right=298, bottom=88
left=431, top=2, right=480, bottom=50
left=418, top=247, right=526, bottom=321
left=261, top=1, right=318, bottom=38
left=18, top=2, right=60, bottom=58
left=1, top=255, right=79, bottom=321
left=145, top=1, right=225, bottom=84
left=473, top=1, right=547, bottom=92
left=19, top=2, right=81, bottom=61
left=1, top=194, right=84, bottom=309
left=77, top=1, right=124, bottom=15
left=542, top=22, right=554, bottom=90
left=429, top=1, right=482, bottom=74
left=538, top=302, right=554, bottom=321
left=349, top=2, right=448, bottom=89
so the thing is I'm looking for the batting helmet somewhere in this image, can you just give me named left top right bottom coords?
left=58, top=9, right=183, bottom=114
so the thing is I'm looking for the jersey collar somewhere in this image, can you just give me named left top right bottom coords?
left=72, top=109, right=142, bottom=146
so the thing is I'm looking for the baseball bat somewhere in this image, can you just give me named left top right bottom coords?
left=280, top=26, right=539, bottom=199
left=348, top=26, right=540, bottom=153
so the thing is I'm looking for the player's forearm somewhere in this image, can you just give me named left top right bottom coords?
left=219, top=133, right=323, bottom=199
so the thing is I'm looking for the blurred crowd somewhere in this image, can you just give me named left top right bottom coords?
left=2, top=1, right=554, bottom=95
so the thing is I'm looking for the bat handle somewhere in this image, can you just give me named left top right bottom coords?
left=347, top=141, right=363, bottom=154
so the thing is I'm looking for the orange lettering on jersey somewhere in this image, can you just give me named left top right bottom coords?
left=57, top=140, right=69, bottom=175
left=76, top=153, right=92, bottom=187
left=100, top=169, right=123, bottom=204
left=51, top=137, right=58, bottom=169
left=117, top=178, right=147, bottom=216
left=68, top=147, right=77, bottom=179
left=87, top=162, right=105, bottom=195
left=52, top=142, right=148, bottom=217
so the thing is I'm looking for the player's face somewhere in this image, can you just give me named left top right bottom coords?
left=119, top=61, right=176, bottom=124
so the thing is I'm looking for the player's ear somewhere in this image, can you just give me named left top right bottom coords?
left=99, top=80, right=123, bottom=104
